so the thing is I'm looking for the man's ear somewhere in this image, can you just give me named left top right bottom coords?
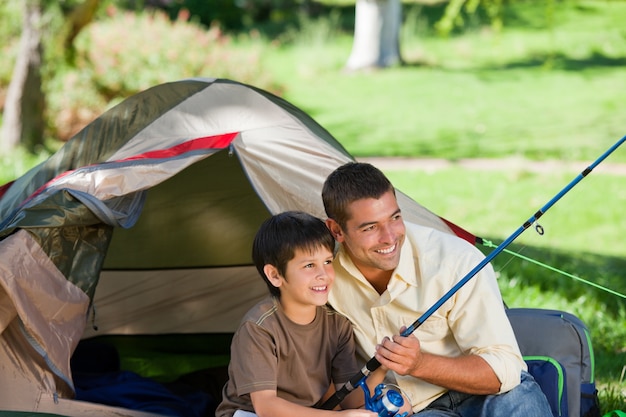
left=264, top=264, right=282, bottom=288
left=325, top=218, right=344, bottom=242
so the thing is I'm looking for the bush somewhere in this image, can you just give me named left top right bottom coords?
left=48, top=5, right=280, bottom=140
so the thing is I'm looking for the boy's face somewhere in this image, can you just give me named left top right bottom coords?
left=327, top=189, right=405, bottom=278
left=266, top=245, right=335, bottom=315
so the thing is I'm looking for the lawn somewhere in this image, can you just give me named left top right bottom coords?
left=255, top=1, right=626, bottom=162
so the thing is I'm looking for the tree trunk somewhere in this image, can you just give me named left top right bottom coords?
left=64, top=0, right=100, bottom=63
left=345, top=0, right=402, bottom=71
left=0, top=0, right=45, bottom=154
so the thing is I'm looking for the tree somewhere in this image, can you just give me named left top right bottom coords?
left=345, top=0, right=402, bottom=71
left=0, top=0, right=100, bottom=154
left=345, top=0, right=504, bottom=71
left=63, top=0, right=100, bottom=63
left=1, top=0, right=45, bottom=154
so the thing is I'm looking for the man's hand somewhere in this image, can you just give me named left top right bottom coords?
left=374, top=326, right=422, bottom=376
left=373, top=326, right=501, bottom=395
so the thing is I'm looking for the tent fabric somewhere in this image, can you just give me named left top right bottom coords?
left=82, top=267, right=267, bottom=337
left=0, top=230, right=89, bottom=391
left=0, top=78, right=475, bottom=415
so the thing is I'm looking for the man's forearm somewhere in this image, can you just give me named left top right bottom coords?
left=409, top=353, right=501, bottom=395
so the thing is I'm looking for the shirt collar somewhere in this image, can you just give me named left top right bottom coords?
left=391, top=237, right=419, bottom=289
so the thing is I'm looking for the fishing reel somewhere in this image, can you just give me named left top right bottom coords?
left=358, top=379, right=409, bottom=417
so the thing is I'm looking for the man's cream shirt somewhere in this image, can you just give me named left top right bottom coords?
left=328, top=222, right=525, bottom=412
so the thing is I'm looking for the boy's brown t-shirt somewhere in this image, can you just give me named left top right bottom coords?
left=215, top=296, right=358, bottom=417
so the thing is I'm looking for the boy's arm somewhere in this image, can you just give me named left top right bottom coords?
left=250, top=390, right=376, bottom=417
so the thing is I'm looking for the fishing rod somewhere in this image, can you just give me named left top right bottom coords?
left=320, top=135, right=626, bottom=411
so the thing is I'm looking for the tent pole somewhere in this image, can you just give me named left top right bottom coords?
left=320, top=135, right=626, bottom=410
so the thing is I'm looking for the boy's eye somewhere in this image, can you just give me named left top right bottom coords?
left=324, top=259, right=333, bottom=265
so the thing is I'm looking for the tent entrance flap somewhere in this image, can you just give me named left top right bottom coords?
left=84, top=266, right=266, bottom=337
left=104, top=149, right=273, bottom=269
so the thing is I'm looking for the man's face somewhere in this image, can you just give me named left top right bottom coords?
left=328, top=190, right=406, bottom=279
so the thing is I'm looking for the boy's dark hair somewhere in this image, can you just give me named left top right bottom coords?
left=322, top=162, right=395, bottom=228
left=252, top=211, right=335, bottom=297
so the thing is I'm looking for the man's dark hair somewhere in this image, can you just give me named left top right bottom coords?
left=252, top=211, right=335, bottom=297
left=322, top=162, right=395, bottom=228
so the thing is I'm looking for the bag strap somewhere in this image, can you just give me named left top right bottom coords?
left=603, top=411, right=626, bottom=417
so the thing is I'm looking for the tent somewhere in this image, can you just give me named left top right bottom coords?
left=0, top=78, right=474, bottom=416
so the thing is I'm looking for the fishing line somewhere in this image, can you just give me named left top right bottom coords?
left=491, top=241, right=529, bottom=274
left=320, top=135, right=626, bottom=410
left=481, top=239, right=626, bottom=300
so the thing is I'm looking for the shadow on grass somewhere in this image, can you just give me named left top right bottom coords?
left=479, top=238, right=626, bottom=313
left=489, top=51, right=626, bottom=71
left=476, top=238, right=626, bottom=389
left=401, top=50, right=626, bottom=72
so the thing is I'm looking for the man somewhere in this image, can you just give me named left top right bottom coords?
left=322, top=162, right=552, bottom=416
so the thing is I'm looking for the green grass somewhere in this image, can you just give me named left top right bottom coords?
left=0, top=147, right=52, bottom=182
left=386, top=167, right=626, bottom=256
left=254, top=1, right=626, bottom=162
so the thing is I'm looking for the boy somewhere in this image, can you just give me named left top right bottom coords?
left=215, top=211, right=381, bottom=417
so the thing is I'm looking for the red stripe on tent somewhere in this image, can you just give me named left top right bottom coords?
left=440, top=217, right=477, bottom=245
left=12, top=132, right=239, bottom=212
left=0, top=181, right=14, bottom=199
left=120, top=132, right=239, bottom=162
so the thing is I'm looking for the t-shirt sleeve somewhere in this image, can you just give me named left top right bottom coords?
left=330, top=315, right=360, bottom=385
left=229, top=321, right=279, bottom=395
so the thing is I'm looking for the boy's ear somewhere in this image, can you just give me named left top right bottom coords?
left=264, top=264, right=282, bottom=288
left=325, top=218, right=344, bottom=242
